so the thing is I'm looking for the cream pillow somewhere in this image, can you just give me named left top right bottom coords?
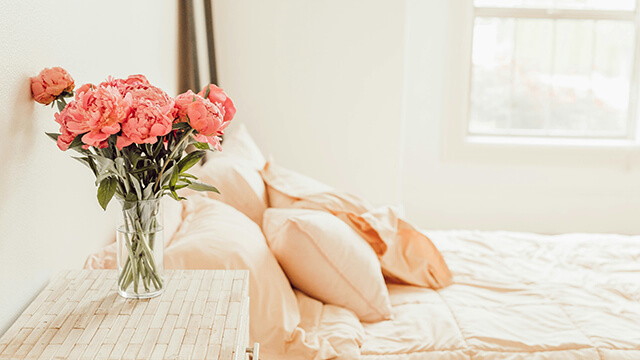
left=189, top=124, right=268, bottom=225
left=163, top=196, right=301, bottom=356
left=263, top=208, right=392, bottom=322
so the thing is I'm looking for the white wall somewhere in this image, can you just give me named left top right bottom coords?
left=400, top=0, right=640, bottom=234
left=213, top=0, right=640, bottom=234
left=212, top=0, right=406, bottom=206
left=0, top=1, right=178, bottom=335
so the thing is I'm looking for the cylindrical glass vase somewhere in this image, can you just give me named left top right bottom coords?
left=116, top=199, right=165, bottom=299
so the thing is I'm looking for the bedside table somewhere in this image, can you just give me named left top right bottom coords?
left=0, top=270, right=258, bottom=360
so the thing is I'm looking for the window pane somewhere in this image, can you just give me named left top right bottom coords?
left=548, top=20, right=595, bottom=132
left=469, top=17, right=516, bottom=132
left=591, top=21, right=635, bottom=132
left=511, top=19, right=553, bottom=131
left=469, top=17, right=635, bottom=137
left=474, top=0, right=635, bottom=11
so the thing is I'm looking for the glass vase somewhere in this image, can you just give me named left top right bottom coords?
left=116, top=199, right=165, bottom=299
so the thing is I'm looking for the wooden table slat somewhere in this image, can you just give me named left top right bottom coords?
left=0, top=270, right=250, bottom=360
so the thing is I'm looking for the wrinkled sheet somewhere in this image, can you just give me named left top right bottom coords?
left=359, top=230, right=640, bottom=360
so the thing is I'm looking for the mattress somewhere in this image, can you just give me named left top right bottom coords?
left=359, top=230, right=640, bottom=360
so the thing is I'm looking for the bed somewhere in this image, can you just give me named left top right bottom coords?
left=359, top=230, right=640, bottom=360
left=87, top=203, right=640, bottom=360
left=86, top=125, right=640, bottom=359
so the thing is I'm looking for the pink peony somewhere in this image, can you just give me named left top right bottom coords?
left=173, top=90, right=198, bottom=120
left=80, top=86, right=132, bottom=147
left=117, top=86, right=175, bottom=150
left=123, top=74, right=150, bottom=87
left=75, top=83, right=94, bottom=95
left=101, top=74, right=152, bottom=96
left=54, top=100, right=88, bottom=151
left=174, top=90, right=227, bottom=138
left=31, top=67, right=75, bottom=105
left=186, top=99, right=225, bottom=136
left=56, top=126, right=76, bottom=151
left=129, top=85, right=173, bottom=106
left=54, top=85, right=132, bottom=150
left=50, top=74, right=225, bottom=152
left=198, top=84, right=236, bottom=122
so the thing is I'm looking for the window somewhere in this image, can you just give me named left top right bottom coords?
left=468, top=0, right=639, bottom=140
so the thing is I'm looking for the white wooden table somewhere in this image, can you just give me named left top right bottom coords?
left=0, top=270, right=256, bottom=360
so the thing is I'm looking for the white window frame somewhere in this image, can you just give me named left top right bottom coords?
left=441, top=0, right=640, bottom=168
left=468, top=2, right=640, bottom=142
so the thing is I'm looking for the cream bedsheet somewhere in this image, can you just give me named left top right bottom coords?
left=359, top=230, right=640, bottom=360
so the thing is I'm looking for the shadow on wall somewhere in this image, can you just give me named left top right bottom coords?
left=0, top=76, right=36, bottom=201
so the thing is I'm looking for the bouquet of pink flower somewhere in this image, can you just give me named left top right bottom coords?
left=31, top=67, right=236, bottom=297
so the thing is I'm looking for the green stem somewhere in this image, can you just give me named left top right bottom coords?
left=154, top=129, right=194, bottom=192
left=119, top=200, right=163, bottom=295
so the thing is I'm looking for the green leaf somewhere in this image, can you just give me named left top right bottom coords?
left=86, top=156, right=98, bottom=175
left=172, top=122, right=191, bottom=131
left=129, top=174, right=143, bottom=200
left=180, top=173, right=198, bottom=180
left=123, top=146, right=143, bottom=167
left=144, top=182, right=155, bottom=199
left=68, top=134, right=85, bottom=150
left=93, top=156, right=123, bottom=185
left=160, top=163, right=175, bottom=185
left=174, top=183, right=190, bottom=190
left=107, top=134, right=118, bottom=149
left=46, top=132, right=61, bottom=142
left=114, top=157, right=128, bottom=179
left=204, top=85, right=211, bottom=98
left=169, top=165, right=180, bottom=187
left=72, top=156, right=97, bottom=175
left=122, top=192, right=137, bottom=210
left=177, top=150, right=205, bottom=173
left=153, top=142, right=163, bottom=158
left=97, top=177, right=118, bottom=210
left=187, top=181, right=220, bottom=193
left=56, top=99, right=66, bottom=112
left=192, top=142, right=210, bottom=150
left=168, top=189, right=180, bottom=201
left=130, top=164, right=156, bottom=175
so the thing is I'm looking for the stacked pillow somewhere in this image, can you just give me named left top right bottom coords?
left=260, top=161, right=453, bottom=289
left=188, top=125, right=451, bottom=317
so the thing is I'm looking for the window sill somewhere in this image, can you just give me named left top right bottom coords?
left=466, top=135, right=640, bottom=149
left=443, top=134, right=640, bottom=169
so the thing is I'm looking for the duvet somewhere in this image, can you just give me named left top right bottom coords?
left=359, top=230, right=640, bottom=360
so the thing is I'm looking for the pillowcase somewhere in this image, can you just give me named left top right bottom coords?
left=188, top=124, right=268, bottom=225
left=260, top=161, right=453, bottom=289
left=263, top=208, right=392, bottom=322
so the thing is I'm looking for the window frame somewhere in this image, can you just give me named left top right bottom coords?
left=465, top=1, right=640, bottom=142
left=440, top=0, right=640, bottom=168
